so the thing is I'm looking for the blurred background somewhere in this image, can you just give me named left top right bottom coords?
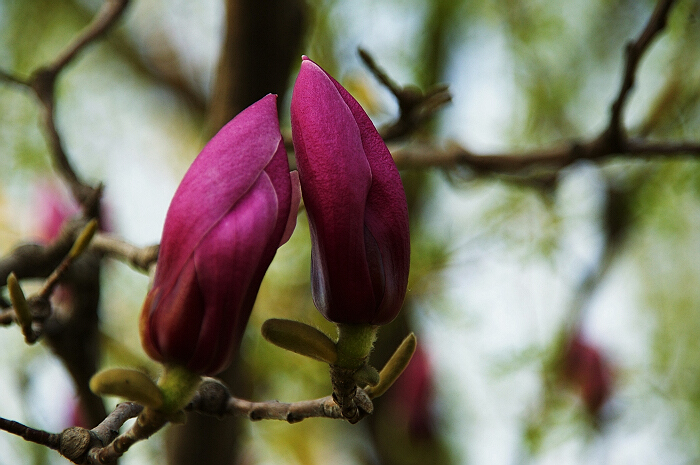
left=2, top=0, right=700, bottom=464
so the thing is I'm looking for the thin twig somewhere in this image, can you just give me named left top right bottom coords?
left=391, top=136, right=700, bottom=174
left=358, top=48, right=404, bottom=97
left=90, top=234, right=159, bottom=273
left=0, top=229, right=79, bottom=310
left=47, top=0, right=130, bottom=76
left=87, top=404, right=158, bottom=465
left=0, top=381, right=350, bottom=465
left=187, top=378, right=344, bottom=423
left=226, top=396, right=343, bottom=423
left=0, top=219, right=97, bottom=343
left=25, top=0, right=130, bottom=207
left=609, top=0, right=677, bottom=134
left=0, top=417, right=61, bottom=451
left=91, top=402, right=144, bottom=446
left=359, top=48, right=452, bottom=142
left=381, top=0, right=686, bottom=177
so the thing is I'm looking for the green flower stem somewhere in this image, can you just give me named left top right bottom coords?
left=157, top=365, right=202, bottom=414
left=334, top=324, right=378, bottom=370
left=330, top=324, right=378, bottom=423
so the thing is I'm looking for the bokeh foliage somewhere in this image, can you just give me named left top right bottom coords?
left=3, top=0, right=700, bottom=464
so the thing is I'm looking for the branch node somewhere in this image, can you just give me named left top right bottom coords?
left=58, top=427, right=95, bottom=464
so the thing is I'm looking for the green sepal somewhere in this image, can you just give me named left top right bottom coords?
left=69, top=219, right=98, bottom=259
left=366, top=332, right=417, bottom=399
left=7, top=273, right=32, bottom=333
left=157, top=364, right=202, bottom=414
left=262, top=318, right=338, bottom=364
left=89, top=368, right=164, bottom=409
left=334, top=324, right=378, bottom=370
left=353, top=364, right=380, bottom=387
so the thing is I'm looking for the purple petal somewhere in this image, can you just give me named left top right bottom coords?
left=292, top=59, right=379, bottom=321
left=155, top=94, right=283, bottom=298
left=279, top=171, right=301, bottom=246
left=141, top=258, right=205, bottom=364
left=321, top=60, right=410, bottom=324
left=141, top=93, right=297, bottom=375
left=187, top=173, right=279, bottom=374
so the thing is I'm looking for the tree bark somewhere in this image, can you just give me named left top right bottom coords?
left=166, top=1, right=305, bottom=464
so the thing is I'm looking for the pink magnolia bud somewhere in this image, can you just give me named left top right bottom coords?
left=385, top=345, right=436, bottom=439
left=140, top=94, right=299, bottom=376
left=562, top=333, right=613, bottom=416
left=33, top=180, right=112, bottom=243
left=33, top=183, right=81, bottom=243
left=291, top=57, right=410, bottom=325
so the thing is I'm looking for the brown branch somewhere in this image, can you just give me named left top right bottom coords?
left=91, top=402, right=144, bottom=446
left=0, top=403, right=142, bottom=464
left=0, top=218, right=107, bottom=426
left=87, top=380, right=346, bottom=464
left=388, top=1, right=689, bottom=177
left=391, top=136, right=700, bottom=174
left=0, top=1, right=128, bottom=427
left=381, top=0, right=685, bottom=177
left=0, top=378, right=364, bottom=464
left=87, top=407, right=167, bottom=464
left=391, top=141, right=569, bottom=172
left=187, top=378, right=345, bottom=423
left=0, top=417, right=61, bottom=451
left=359, top=48, right=452, bottom=142
left=226, top=396, right=343, bottom=423
left=90, top=234, right=159, bottom=273
left=609, top=0, right=677, bottom=134
left=0, top=225, right=82, bottom=308
left=0, top=218, right=93, bottom=308
left=47, top=0, right=130, bottom=76
left=16, top=0, right=129, bottom=207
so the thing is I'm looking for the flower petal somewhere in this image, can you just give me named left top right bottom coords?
left=279, top=171, right=301, bottom=246
left=155, top=94, right=284, bottom=298
left=140, top=258, right=205, bottom=365
left=292, top=58, right=379, bottom=321
left=187, top=173, right=279, bottom=375
left=322, top=60, right=410, bottom=324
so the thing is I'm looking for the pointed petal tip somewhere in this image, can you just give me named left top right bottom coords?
left=279, top=171, right=301, bottom=246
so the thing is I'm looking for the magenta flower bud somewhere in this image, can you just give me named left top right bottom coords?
left=140, top=94, right=299, bottom=376
left=562, top=332, right=613, bottom=416
left=385, top=345, right=436, bottom=439
left=33, top=182, right=81, bottom=243
left=291, top=57, right=410, bottom=325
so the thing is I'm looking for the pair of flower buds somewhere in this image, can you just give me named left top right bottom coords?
left=140, top=57, right=411, bottom=376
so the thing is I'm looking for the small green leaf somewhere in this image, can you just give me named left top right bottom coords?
left=157, top=364, right=202, bottom=414
left=69, top=219, right=98, bottom=259
left=90, top=368, right=164, bottom=409
left=7, top=273, right=33, bottom=338
left=262, top=318, right=338, bottom=364
left=366, top=332, right=416, bottom=399
left=334, top=323, right=378, bottom=370
left=353, top=364, right=380, bottom=387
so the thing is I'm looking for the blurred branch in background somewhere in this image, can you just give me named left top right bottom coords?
left=0, top=216, right=108, bottom=427
left=359, top=48, right=452, bottom=143
left=0, top=0, right=128, bottom=208
left=89, top=234, right=158, bottom=273
left=1, top=0, right=700, bottom=463
left=388, top=0, right=699, bottom=183
left=166, top=1, right=307, bottom=465
left=207, top=0, right=307, bottom=132
left=0, top=0, right=128, bottom=433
